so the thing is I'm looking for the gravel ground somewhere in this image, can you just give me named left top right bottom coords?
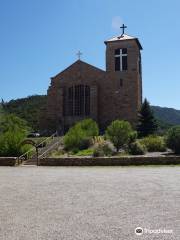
left=0, top=166, right=180, bottom=240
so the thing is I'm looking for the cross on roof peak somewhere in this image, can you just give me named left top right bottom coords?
left=76, top=50, right=83, bottom=60
left=120, top=24, right=127, bottom=35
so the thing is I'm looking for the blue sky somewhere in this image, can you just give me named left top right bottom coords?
left=0, top=0, right=179, bottom=109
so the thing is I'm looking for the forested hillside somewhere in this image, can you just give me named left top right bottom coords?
left=151, top=106, right=180, bottom=126
left=2, top=95, right=47, bottom=131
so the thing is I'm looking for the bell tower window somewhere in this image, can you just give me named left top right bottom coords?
left=115, top=48, right=128, bottom=71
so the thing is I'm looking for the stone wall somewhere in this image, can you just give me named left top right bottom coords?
left=44, top=61, right=105, bottom=132
left=0, top=157, right=17, bottom=166
left=43, top=37, right=143, bottom=133
left=40, top=156, right=180, bottom=166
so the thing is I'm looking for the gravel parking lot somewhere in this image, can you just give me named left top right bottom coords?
left=0, top=166, right=180, bottom=240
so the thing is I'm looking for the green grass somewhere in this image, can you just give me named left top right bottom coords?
left=74, top=148, right=94, bottom=156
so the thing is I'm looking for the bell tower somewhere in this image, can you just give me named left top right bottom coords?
left=105, top=25, right=142, bottom=73
left=104, top=25, right=143, bottom=124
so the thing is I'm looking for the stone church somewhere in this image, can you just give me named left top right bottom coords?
left=42, top=25, right=143, bottom=134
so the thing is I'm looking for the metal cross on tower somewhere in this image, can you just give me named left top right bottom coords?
left=76, top=50, right=83, bottom=60
left=120, top=24, right=127, bottom=35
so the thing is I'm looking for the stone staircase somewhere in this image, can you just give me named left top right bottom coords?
left=20, top=136, right=62, bottom=166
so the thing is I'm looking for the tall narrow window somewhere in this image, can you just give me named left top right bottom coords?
left=85, top=85, right=90, bottom=115
left=120, top=78, right=123, bottom=87
left=115, top=48, right=128, bottom=71
left=68, top=87, right=74, bottom=116
left=68, top=85, right=90, bottom=116
left=139, top=53, right=142, bottom=76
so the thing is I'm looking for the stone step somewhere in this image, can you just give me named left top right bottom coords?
left=22, top=160, right=37, bottom=165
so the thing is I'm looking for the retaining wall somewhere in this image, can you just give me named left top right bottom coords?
left=39, top=156, right=180, bottom=166
left=0, top=157, right=17, bottom=166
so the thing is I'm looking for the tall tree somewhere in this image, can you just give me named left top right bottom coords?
left=137, top=98, right=158, bottom=137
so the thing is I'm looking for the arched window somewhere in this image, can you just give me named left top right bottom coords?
left=68, top=85, right=90, bottom=116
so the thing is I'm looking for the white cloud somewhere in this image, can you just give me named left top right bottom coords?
left=112, top=16, right=123, bottom=31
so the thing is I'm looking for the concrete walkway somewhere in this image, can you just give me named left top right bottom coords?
left=0, top=166, right=179, bottom=240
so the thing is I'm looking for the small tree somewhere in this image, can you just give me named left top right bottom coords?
left=166, top=126, right=180, bottom=154
left=137, top=98, right=158, bottom=137
left=106, top=120, right=135, bottom=152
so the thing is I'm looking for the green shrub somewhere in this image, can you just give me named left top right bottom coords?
left=129, top=131, right=138, bottom=144
left=101, top=143, right=114, bottom=156
left=93, top=146, right=105, bottom=157
left=106, top=120, right=135, bottom=152
left=93, top=149, right=104, bottom=157
left=64, top=126, right=86, bottom=151
left=64, top=119, right=99, bottom=151
left=0, top=130, right=28, bottom=157
left=0, top=114, right=30, bottom=157
left=79, top=137, right=92, bottom=150
left=76, top=118, right=99, bottom=137
left=128, top=141, right=146, bottom=155
left=166, top=126, right=180, bottom=154
left=140, top=135, right=166, bottom=152
left=93, top=143, right=113, bottom=157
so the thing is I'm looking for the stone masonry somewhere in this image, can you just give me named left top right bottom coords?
left=42, top=32, right=143, bottom=134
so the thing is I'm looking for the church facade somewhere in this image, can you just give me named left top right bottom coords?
left=42, top=28, right=143, bottom=134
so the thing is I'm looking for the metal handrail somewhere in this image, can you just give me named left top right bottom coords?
left=35, top=133, right=56, bottom=148
left=39, top=141, right=60, bottom=158
left=17, top=146, right=35, bottom=165
left=17, top=132, right=57, bottom=165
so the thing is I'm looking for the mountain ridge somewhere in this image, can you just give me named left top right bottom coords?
left=151, top=106, right=180, bottom=126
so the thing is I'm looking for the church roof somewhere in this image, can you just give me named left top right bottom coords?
left=51, top=60, right=105, bottom=79
left=104, top=34, right=142, bottom=50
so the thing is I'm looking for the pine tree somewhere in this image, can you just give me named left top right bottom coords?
left=137, top=98, right=158, bottom=137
